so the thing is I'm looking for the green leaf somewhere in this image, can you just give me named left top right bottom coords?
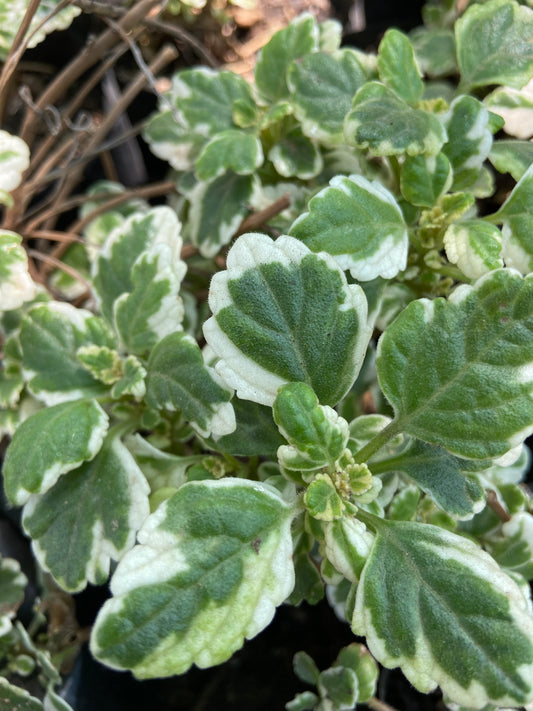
left=304, top=474, right=344, bottom=521
left=22, top=434, right=150, bottom=592
left=92, top=206, right=183, bottom=325
left=443, top=220, right=503, bottom=280
left=442, top=95, right=493, bottom=191
left=171, top=67, right=256, bottom=135
left=377, top=29, right=424, bottom=105
left=19, top=302, right=114, bottom=404
left=400, top=153, right=452, bottom=208
left=203, top=233, right=370, bottom=407
left=410, top=28, right=457, bottom=78
left=344, top=81, right=447, bottom=157
left=289, top=174, right=408, bottom=281
left=186, top=172, right=255, bottom=257
left=145, top=332, right=235, bottom=439
left=255, top=14, right=318, bottom=102
left=0, top=556, right=27, bottom=637
left=0, top=231, right=36, bottom=311
left=318, top=666, right=359, bottom=709
left=216, top=398, right=285, bottom=457
left=0, top=0, right=81, bottom=61
left=487, top=511, right=533, bottom=580
left=273, top=382, right=349, bottom=473
left=195, top=130, right=263, bottom=181
left=268, top=126, right=322, bottom=180
left=285, top=691, right=319, bottom=711
left=456, top=0, right=533, bottom=91
left=0, top=130, right=29, bottom=195
left=90, top=479, right=295, bottom=677
left=485, top=85, right=533, bottom=140
left=286, top=49, right=367, bottom=143
left=376, top=269, right=533, bottom=459
left=323, top=517, right=374, bottom=582
left=381, top=439, right=486, bottom=519
left=489, top=139, right=533, bottom=181
left=353, top=516, right=533, bottom=708
left=0, top=677, right=43, bottom=711
left=490, top=162, right=533, bottom=273
left=3, top=399, right=108, bottom=506
left=335, top=643, right=378, bottom=704
left=143, top=111, right=206, bottom=170
left=293, top=650, right=320, bottom=684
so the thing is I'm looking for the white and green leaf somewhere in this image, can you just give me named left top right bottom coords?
left=289, top=174, right=408, bottom=281
left=0, top=130, right=29, bottom=206
left=455, top=0, right=533, bottom=91
left=145, top=331, right=235, bottom=439
left=376, top=269, right=533, bottom=459
left=410, top=27, right=457, bottom=79
left=0, top=231, right=36, bottom=311
left=195, top=130, right=263, bottom=181
left=143, top=110, right=207, bottom=170
left=489, top=139, right=533, bottom=181
left=0, top=676, right=43, bottom=711
left=19, top=302, right=115, bottom=404
left=286, top=49, right=367, bottom=143
left=353, top=515, right=533, bottom=708
left=344, top=81, right=447, bottom=157
left=487, top=511, right=533, bottom=580
left=22, top=434, right=150, bottom=592
left=377, top=29, right=423, bottom=105
left=400, top=153, right=452, bottom=208
left=203, top=233, right=370, bottom=407
left=323, top=517, right=374, bottom=583
left=443, top=220, right=503, bottom=280
left=90, top=479, right=295, bottom=677
left=485, top=83, right=533, bottom=140
left=3, top=399, right=108, bottom=506
left=0, top=556, right=27, bottom=637
left=268, top=126, right=323, bottom=180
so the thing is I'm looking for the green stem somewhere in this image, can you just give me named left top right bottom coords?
left=352, top=418, right=402, bottom=465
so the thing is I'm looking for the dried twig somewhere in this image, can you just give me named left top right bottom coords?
left=486, top=490, right=512, bottom=523
left=26, top=248, right=92, bottom=292
left=236, top=193, right=291, bottom=235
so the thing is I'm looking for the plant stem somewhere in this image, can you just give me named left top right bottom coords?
left=486, top=489, right=512, bottom=522
left=367, top=697, right=399, bottom=711
left=352, top=419, right=402, bottom=464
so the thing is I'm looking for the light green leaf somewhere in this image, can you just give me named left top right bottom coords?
left=186, top=172, right=255, bottom=257
left=0, top=231, right=36, bottom=311
left=376, top=269, right=533, bottom=459
left=0, top=556, right=27, bottom=637
left=353, top=516, right=533, bottom=708
left=143, top=111, right=206, bottom=170
left=456, top=0, right=533, bottom=91
left=203, top=233, right=370, bottom=407
left=195, top=130, right=263, bottom=181
left=0, top=130, right=29, bottom=196
left=289, top=174, right=408, bottom=281
left=3, top=399, right=108, bottom=506
left=304, top=474, right=344, bottom=521
left=285, top=691, right=318, bottom=711
left=0, top=0, right=80, bottom=61
left=273, top=382, right=349, bottom=473
left=318, top=666, right=359, bottom=709
left=145, top=331, right=235, bottom=439
left=485, top=85, right=533, bottom=140
left=92, top=206, right=183, bottom=325
left=171, top=67, right=256, bottom=135
left=90, top=479, right=295, bottom=677
left=442, top=95, right=493, bottom=191
left=379, top=439, right=486, bottom=519
left=287, top=49, right=367, bottom=143
left=487, top=511, right=533, bottom=580
left=19, top=302, right=115, bottom=404
left=387, top=485, right=420, bottom=521
left=377, top=29, right=424, bottom=105
left=444, top=220, right=503, bottom=280
left=410, top=28, right=457, bottom=78
left=335, top=644, right=378, bottom=704
left=268, top=127, right=322, bottom=180
left=400, top=153, right=452, bottom=207
left=22, top=434, right=150, bottom=592
left=293, top=650, right=320, bottom=684
left=76, top=345, right=124, bottom=384
left=255, top=14, right=318, bottom=102
left=490, top=163, right=533, bottom=273
left=110, top=356, right=146, bottom=400
left=345, top=81, right=447, bottom=157
left=323, top=517, right=374, bottom=582
left=489, top=139, right=533, bottom=181
left=0, top=677, right=43, bottom=711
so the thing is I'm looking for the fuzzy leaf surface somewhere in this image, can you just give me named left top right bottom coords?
left=377, top=29, right=423, bottom=105
left=268, top=127, right=322, bottom=180
left=203, top=233, right=370, bottom=407
left=455, top=0, right=533, bottom=91
left=376, top=269, right=533, bottom=459
left=287, top=49, right=367, bottom=142
left=22, top=435, right=150, bottom=592
left=400, top=153, right=452, bottom=208
left=3, top=399, right=108, bottom=506
left=289, top=174, right=408, bottom=281
left=90, top=479, right=295, bottom=677
left=489, top=140, right=533, bottom=181
left=443, top=220, right=503, bottom=281
left=145, top=332, right=235, bottom=438
left=353, top=517, right=533, bottom=708
left=0, top=556, right=27, bottom=636
left=19, top=302, right=114, bottom=404
left=195, top=130, right=263, bottom=181
left=0, top=130, right=29, bottom=198
left=344, top=82, right=446, bottom=157
left=0, top=231, right=35, bottom=310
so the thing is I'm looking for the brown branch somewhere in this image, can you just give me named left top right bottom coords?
left=26, top=229, right=85, bottom=245
left=236, top=193, right=291, bottom=236
left=27, top=249, right=92, bottom=292
left=486, top=490, right=512, bottom=523
left=143, top=17, right=219, bottom=68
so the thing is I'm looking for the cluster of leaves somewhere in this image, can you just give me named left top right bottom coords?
left=1, top=0, right=533, bottom=709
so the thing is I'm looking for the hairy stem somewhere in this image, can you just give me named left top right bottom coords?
left=352, top=419, right=402, bottom=465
